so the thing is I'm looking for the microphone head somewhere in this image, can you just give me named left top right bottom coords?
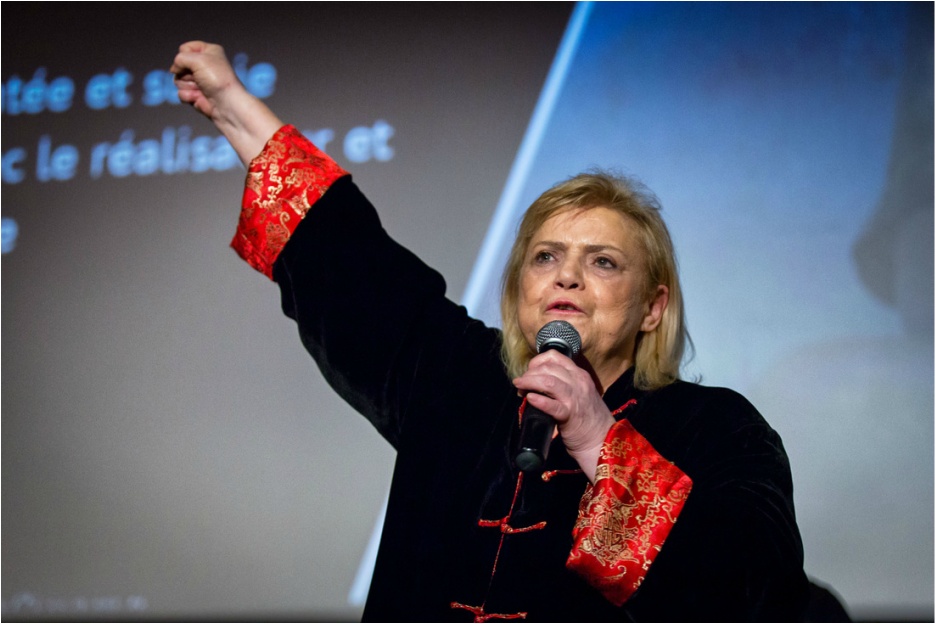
left=535, top=320, right=582, bottom=357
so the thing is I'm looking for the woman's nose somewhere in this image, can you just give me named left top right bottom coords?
left=555, top=258, right=582, bottom=289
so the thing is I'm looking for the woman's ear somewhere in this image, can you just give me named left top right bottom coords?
left=640, top=285, right=669, bottom=332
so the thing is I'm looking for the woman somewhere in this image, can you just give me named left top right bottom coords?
left=172, top=42, right=811, bottom=621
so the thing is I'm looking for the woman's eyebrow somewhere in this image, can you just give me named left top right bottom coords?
left=583, top=243, right=625, bottom=254
left=531, top=240, right=567, bottom=250
left=532, top=241, right=628, bottom=255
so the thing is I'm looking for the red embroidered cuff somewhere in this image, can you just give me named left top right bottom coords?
left=231, top=125, right=349, bottom=279
left=566, top=419, right=692, bottom=606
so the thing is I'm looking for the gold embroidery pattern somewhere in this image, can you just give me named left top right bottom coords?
left=566, top=419, right=692, bottom=606
left=231, top=125, right=349, bottom=278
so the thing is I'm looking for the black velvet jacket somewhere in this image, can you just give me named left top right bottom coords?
left=270, top=176, right=810, bottom=622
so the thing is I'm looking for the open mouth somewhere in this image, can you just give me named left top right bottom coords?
left=548, top=301, right=582, bottom=313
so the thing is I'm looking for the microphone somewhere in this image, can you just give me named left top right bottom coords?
left=515, top=320, right=582, bottom=473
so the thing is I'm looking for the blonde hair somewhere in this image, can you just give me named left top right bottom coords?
left=500, top=171, right=689, bottom=390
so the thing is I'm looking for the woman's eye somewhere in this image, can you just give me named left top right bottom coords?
left=534, top=251, right=554, bottom=264
left=595, top=256, right=616, bottom=268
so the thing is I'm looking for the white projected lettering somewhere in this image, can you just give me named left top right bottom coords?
left=35, top=135, right=80, bottom=181
left=0, top=54, right=281, bottom=185
left=2, top=147, right=27, bottom=183
left=343, top=120, right=395, bottom=163
left=2, top=122, right=395, bottom=185
left=1, top=592, right=148, bottom=616
left=2, top=54, right=274, bottom=115
left=1, top=68, right=75, bottom=115
left=0, top=52, right=390, bottom=260
left=84, top=68, right=134, bottom=110
left=1, top=218, right=18, bottom=254
left=1, top=51, right=397, bottom=257
left=1, top=56, right=397, bottom=186
left=88, top=127, right=239, bottom=178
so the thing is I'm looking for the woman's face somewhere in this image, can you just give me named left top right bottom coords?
left=517, top=206, right=666, bottom=388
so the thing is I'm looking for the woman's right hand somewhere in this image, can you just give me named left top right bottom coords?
left=170, top=41, right=283, bottom=165
left=170, top=41, right=241, bottom=121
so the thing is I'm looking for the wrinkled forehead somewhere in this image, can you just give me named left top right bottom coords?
left=530, top=205, right=647, bottom=253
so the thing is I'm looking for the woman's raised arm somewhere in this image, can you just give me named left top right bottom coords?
left=170, top=41, right=283, bottom=165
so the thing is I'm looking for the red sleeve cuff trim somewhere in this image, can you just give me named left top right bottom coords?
left=231, top=124, right=349, bottom=279
left=566, top=419, right=693, bottom=606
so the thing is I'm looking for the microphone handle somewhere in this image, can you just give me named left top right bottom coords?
left=515, top=404, right=555, bottom=473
